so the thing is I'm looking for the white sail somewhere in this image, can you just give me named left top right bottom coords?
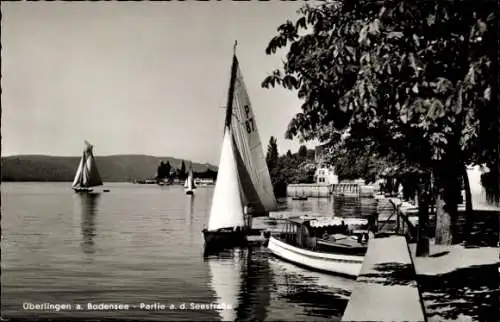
left=208, top=127, right=245, bottom=231
left=72, top=157, right=85, bottom=188
left=85, top=145, right=103, bottom=187
left=188, top=167, right=195, bottom=190
left=185, top=165, right=196, bottom=191
left=208, top=250, right=244, bottom=321
left=72, top=141, right=103, bottom=188
left=82, top=154, right=92, bottom=186
left=190, top=168, right=196, bottom=189
left=230, top=59, right=277, bottom=216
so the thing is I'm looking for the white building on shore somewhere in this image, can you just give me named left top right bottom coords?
left=314, top=166, right=339, bottom=185
left=313, top=144, right=339, bottom=185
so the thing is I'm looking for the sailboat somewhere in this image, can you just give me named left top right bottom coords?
left=72, top=141, right=104, bottom=193
left=184, top=164, right=196, bottom=195
left=202, top=41, right=277, bottom=250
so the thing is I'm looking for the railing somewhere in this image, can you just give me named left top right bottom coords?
left=286, top=184, right=331, bottom=198
left=376, top=199, right=417, bottom=240
left=332, top=183, right=360, bottom=196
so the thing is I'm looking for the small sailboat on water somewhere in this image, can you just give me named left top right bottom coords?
left=202, top=41, right=277, bottom=250
left=184, top=164, right=196, bottom=195
left=72, top=141, right=106, bottom=193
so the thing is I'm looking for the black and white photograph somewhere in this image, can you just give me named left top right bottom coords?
left=1, top=1, right=499, bottom=321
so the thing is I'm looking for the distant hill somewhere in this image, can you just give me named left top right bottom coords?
left=1, top=154, right=217, bottom=182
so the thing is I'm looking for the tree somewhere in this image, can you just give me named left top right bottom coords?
left=326, top=135, right=386, bottom=183
left=266, top=136, right=279, bottom=172
left=262, top=0, right=497, bottom=246
left=180, top=161, right=186, bottom=179
left=164, top=161, right=171, bottom=180
left=297, top=145, right=308, bottom=159
left=296, top=162, right=317, bottom=183
left=270, top=157, right=288, bottom=197
left=306, top=148, right=316, bottom=161
left=157, top=161, right=165, bottom=180
left=156, top=161, right=173, bottom=182
left=268, top=147, right=318, bottom=197
left=481, top=168, right=500, bottom=204
left=263, top=0, right=498, bottom=244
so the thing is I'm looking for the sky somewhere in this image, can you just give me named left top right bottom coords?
left=1, top=1, right=318, bottom=165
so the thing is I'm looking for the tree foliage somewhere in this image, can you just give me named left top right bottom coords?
left=156, top=160, right=215, bottom=182
left=267, top=143, right=318, bottom=197
left=298, top=144, right=308, bottom=158
left=481, top=168, right=500, bottom=204
left=263, top=0, right=497, bottom=244
left=266, top=136, right=279, bottom=171
left=156, top=161, right=172, bottom=180
left=180, top=161, right=186, bottom=179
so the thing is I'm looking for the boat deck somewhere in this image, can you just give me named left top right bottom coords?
left=317, top=235, right=368, bottom=255
left=341, top=235, right=425, bottom=322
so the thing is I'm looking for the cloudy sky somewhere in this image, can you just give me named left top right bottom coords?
left=2, top=1, right=318, bottom=165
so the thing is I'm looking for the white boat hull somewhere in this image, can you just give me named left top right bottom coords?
left=267, top=236, right=363, bottom=278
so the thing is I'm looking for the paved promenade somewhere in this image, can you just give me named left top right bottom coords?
left=341, top=235, right=426, bottom=322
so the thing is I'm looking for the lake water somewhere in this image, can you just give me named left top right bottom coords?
left=1, top=182, right=353, bottom=321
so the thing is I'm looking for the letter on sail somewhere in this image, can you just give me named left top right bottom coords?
left=230, top=58, right=277, bottom=216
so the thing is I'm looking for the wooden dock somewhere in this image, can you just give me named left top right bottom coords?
left=341, top=236, right=426, bottom=322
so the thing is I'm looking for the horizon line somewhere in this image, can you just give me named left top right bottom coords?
left=1, top=153, right=218, bottom=166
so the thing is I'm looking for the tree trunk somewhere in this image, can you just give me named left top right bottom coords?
left=462, top=165, right=473, bottom=245
left=416, top=180, right=430, bottom=257
left=497, top=67, right=500, bottom=207
left=434, top=162, right=460, bottom=245
left=435, top=192, right=454, bottom=244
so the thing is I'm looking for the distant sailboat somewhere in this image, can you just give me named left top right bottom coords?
left=184, top=163, right=196, bottom=195
left=202, top=41, right=277, bottom=250
left=72, top=141, right=104, bottom=193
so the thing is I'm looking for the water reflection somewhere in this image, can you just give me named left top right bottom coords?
left=78, top=193, right=100, bottom=254
left=268, top=258, right=353, bottom=319
left=185, top=194, right=195, bottom=238
left=284, top=196, right=378, bottom=219
left=204, top=247, right=272, bottom=321
left=333, top=196, right=377, bottom=218
left=287, top=197, right=334, bottom=214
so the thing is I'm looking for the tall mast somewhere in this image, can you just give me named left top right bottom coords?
left=224, top=40, right=239, bottom=130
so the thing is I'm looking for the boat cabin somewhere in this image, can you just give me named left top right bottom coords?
left=277, top=216, right=371, bottom=253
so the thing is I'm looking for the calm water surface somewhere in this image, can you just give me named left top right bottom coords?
left=1, top=182, right=352, bottom=321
